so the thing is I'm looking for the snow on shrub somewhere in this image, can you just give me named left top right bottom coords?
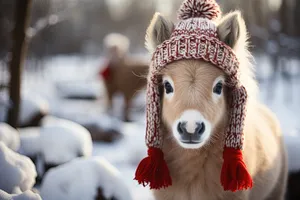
left=19, top=93, right=49, bottom=127
left=0, top=123, right=20, bottom=151
left=40, top=157, right=132, bottom=200
left=56, top=81, right=103, bottom=100
left=18, top=128, right=41, bottom=158
left=0, top=189, right=41, bottom=200
left=78, top=114, right=122, bottom=133
left=45, top=113, right=122, bottom=135
left=67, top=113, right=123, bottom=142
left=40, top=116, right=92, bottom=164
left=0, top=142, right=37, bottom=194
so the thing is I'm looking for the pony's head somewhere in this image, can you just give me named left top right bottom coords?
left=145, top=12, right=257, bottom=150
left=103, top=33, right=130, bottom=61
left=100, top=33, right=130, bottom=80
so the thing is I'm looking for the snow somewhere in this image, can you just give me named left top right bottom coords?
left=0, top=190, right=41, bottom=200
left=40, top=157, right=133, bottom=200
left=56, top=80, right=103, bottom=99
left=91, top=123, right=153, bottom=200
left=92, top=123, right=146, bottom=165
left=63, top=113, right=123, bottom=133
left=0, top=142, right=37, bottom=194
left=19, top=92, right=49, bottom=126
left=283, top=129, right=300, bottom=172
left=18, top=128, right=41, bottom=157
left=18, top=117, right=94, bottom=178
left=0, top=123, right=20, bottom=151
left=0, top=92, right=49, bottom=125
left=0, top=93, right=11, bottom=123
left=39, top=116, right=92, bottom=164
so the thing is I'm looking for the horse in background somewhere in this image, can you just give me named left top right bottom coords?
left=99, top=33, right=148, bottom=122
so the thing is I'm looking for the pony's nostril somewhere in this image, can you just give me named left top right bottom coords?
left=195, top=122, right=205, bottom=135
left=177, top=122, right=186, bottom=134
left=177, top=122, right=183, bottom=134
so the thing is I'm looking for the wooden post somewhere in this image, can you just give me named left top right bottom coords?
left=7, top=0, right=32, bottom=128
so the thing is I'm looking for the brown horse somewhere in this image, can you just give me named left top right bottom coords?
left=99, top=33, right=148, bottom=122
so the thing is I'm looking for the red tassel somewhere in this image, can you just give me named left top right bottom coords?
left=221, top=147, right=253, bottom=192
left=134, top=147, right=172, bottom=189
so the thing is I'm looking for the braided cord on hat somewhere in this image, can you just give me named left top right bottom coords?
left=145, top=75, right=162, bottom=148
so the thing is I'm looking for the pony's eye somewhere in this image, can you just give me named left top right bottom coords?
left=164, top=81, right=174, bottom=94
left=213, top=82, right=223, bottom=95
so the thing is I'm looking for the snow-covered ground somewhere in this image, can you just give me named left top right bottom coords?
left=56, top=80, right=103, bottom=99
left=91, top=123, right=153, bottom=200
left=1, top=55, right=299, bottom=199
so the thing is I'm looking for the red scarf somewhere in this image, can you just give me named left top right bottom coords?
left=99, top=60, right=111, bottom=80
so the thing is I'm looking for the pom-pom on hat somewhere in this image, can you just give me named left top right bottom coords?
left=134, top=0, right=253, bottom=192
left=178, top=0, right=221, bottom=20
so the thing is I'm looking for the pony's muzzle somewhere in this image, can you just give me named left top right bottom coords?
left=177, top=121, right=205, bottom=143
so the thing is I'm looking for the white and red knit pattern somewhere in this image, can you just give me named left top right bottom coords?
left=145, top=18, right=247, bottom=150
left=178, top=0, right=221, bottom=20
left=172, top=18, right=217, bottom=38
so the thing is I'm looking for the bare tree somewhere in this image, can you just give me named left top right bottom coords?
left=7, top=0, right=33, bottom=128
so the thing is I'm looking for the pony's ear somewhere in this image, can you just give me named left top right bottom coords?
left=145, top=13, right=174, bottom=53
left=217, top=11, right=247, bottom=49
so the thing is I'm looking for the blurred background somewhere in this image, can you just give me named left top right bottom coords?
left=0, top=0, right=299, bottom=200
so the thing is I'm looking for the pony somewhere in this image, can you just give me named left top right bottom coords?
left=144, top=11, right=288, bottom=200
left=99, top=33, right=148, bottom=122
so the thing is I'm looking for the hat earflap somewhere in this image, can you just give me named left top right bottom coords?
left=134, top=77, right=172, bottom=189
left=221, top=85, right=253, bottom=191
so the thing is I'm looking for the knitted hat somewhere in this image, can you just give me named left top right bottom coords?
left=135, top=0, right=253, bottom=192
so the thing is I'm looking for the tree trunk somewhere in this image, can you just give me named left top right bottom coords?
left=279, top=0, right=289, bottom=35
left=295, top=0, right=300, bottom=36
left=7, top=0, right=32, bottom=128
